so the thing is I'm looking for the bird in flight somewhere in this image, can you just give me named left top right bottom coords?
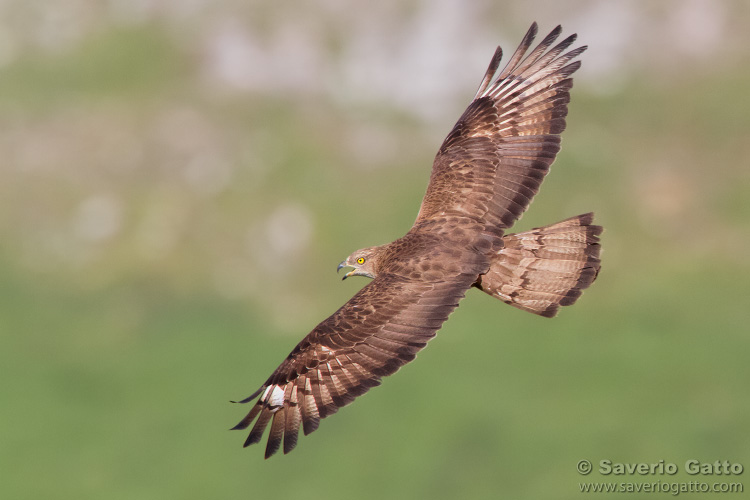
left=233, top=22, right=602, bottom=458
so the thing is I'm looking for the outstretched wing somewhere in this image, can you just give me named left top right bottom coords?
left=232, top=272, right=476, bottom=458
left=415, top=23, right=586, bottom=233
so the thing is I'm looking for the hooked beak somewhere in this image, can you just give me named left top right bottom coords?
left=337, top=260, right=355, bottom=280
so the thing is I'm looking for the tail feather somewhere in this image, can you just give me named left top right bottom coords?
left=476, top=213, right=602, bottom=317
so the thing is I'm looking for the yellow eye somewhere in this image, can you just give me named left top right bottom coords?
left=356, top=257, right=365, bottom=264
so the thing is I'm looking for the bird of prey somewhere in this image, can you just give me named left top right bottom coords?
left=233, top=22, right=602, bottom=458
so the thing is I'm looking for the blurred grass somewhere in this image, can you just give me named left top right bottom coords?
left=1, top=10, right=749, bottom=500
left=0, top=27, right=185, bottom=110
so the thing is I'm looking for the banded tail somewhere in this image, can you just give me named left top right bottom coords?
left=476, top=213, right=602, bottom=317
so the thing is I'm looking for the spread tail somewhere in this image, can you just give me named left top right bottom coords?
left=476, top=213, right=602, bottom=317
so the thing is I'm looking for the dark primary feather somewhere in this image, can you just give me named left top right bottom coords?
left=415, top=22, right=587, bottom=235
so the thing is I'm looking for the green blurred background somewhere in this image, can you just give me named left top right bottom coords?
left=1, top=1, right=748, bottom=499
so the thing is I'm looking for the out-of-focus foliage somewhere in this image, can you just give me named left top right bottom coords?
left=1, top=1, right=748, bottom=499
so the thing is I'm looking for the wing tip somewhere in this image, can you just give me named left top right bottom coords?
left=474, top=45, right=505, bottom=98
left=264, top=437, right=282, bottom=459
left=526, top=21, right=539, bottom=40
left=232, top=384, right=265, bottom=404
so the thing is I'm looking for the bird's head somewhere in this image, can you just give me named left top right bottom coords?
left=337, top=246, right=381, bottom=280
